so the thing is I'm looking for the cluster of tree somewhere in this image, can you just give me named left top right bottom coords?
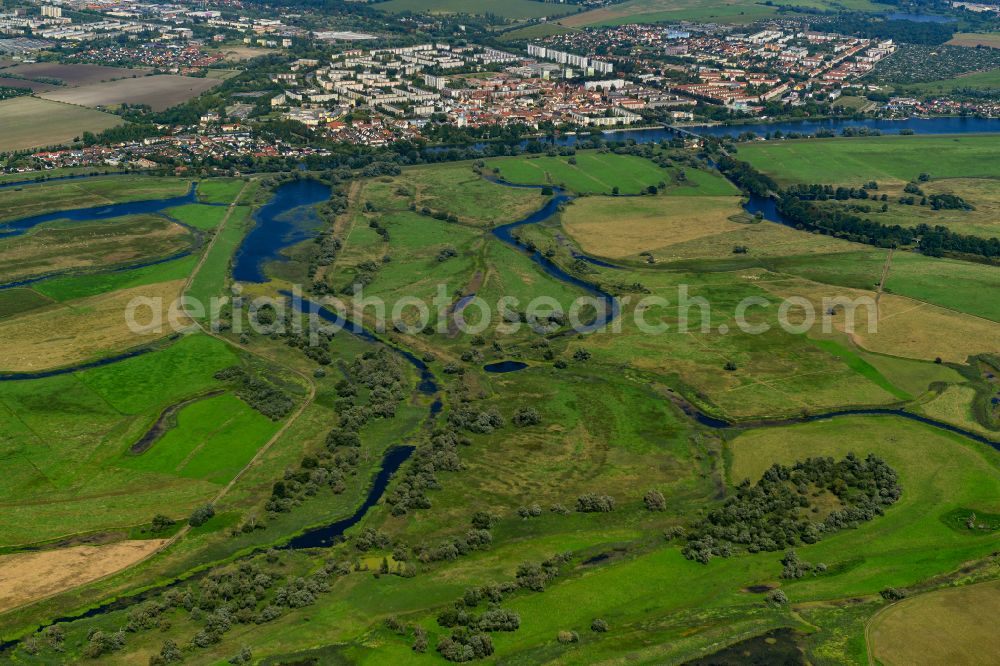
left=413, top=203, right=460, bottom=224
left=449, top=406, right=505, bottom=434
left=927, top=193, right=973, bottom=210
left=814, top=15, right=955, bottom=45
left=430, top=550, right=573, bottom=660
left=915, top=223, right=1000, bottom=258
left=785, top=183, right=881, bottom=201
left=762, top=170, right=998, bottom=258
left=386, top=427, right=466, bottom=515
left=214, top=366, right=295, bottom=420
left=683, top=453, right=902, bottom=563
left=779, top=549, right=827, bottom=579
left=715, top=155, right=778, bottom=197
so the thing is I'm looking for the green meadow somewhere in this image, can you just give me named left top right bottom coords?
left=166, top=203, right=230, bottom=230
left=197, top=178, right=246, bottom=205
left=737, top=135, right=1000, bottom=186
left=0, top=334, right=246, bottom=545
left=121, top=392, right=280, bottom=484
left=0, top=176, right=189, bottom=224
left=485, top=152, right=669, bottom=194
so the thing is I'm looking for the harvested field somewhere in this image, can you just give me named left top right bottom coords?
left=0, top=279, right=188, bottom=373
left=869, top=579, right=1000, bottom=666
left=562, top=195, right=740, bottom=259
left=761, top=278, right=1000, bottom=363
left=40, top=74, right=220, bottom=111
left=214, top=45, right=274, bottom=61
left=0, top=76, right=57, bottom=92
left=947, top=32, right=1000, bottom=49
left=0, top=97, right=122, bottom=153
left=0, top=540, right=166, bottom=613
left=1, top=62, right=147, bottom=86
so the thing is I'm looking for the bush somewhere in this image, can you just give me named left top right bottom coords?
left=880, top=587, right=907, bottom=601
left=643, top=489, right=666, bottom=511
left=557, top=630, right=579, bottom=644
left=591, top=618, right=609, bottom=632
left=512, top=407, right=542, bottom=427
left=576, top=493, right=615, bottom=513
left=189, top=504, right=215, bottom=527
left=766, top=589, right=788, bottom=605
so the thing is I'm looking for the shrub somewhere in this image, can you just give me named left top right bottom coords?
left=557, top=630, right=579, bottom=644
left=576, top=494, right=615, bottom=513
left=643, top=489, right=666, bottom=511
left=766, top=589, right=788, bottom=605
left=189, top=504, right=215, bottom=527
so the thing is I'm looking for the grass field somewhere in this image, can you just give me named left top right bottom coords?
left=0, top=175, right=189, bottom=223
left=0, top=288, right=53, bottom=319
left=40, top=75, right=220, bottom=112
left=898, top=67, right=1000, bottom=94
left=0, top=334, right=245, bottom=545
left=198, top=178, right=246, bottom=204
left=0, top=214, right=192, bottom=285
left=385, top=163, right=545, bottom=227
left=34, top=254, right=198, bottom=303
left=759, top=277, right=1000, bottom=363
left=869, top=579, right=1000, bottom=666
left=120, top=392, right=280, bottom=484
left=186, top=205, right=252, bottom=309
left=560, top=194, right=864, bottom=262
left=0, top=97, right=122, bottom=152
left=485, top=152, right=669, bottom=194
left=166, top=203, right=229, bottom=230
left=0, top=279, right=187, bottom=373
left=376, top=0, right=580, bottom=19
left=737, top=135, right=1000, bottom=187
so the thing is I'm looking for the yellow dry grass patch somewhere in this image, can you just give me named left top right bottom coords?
left=869, top=579, right=1000, bottom=666
left=947, top=32, right=1000, bottom=49
left=0, top=540, right=166, bottom=613
left=562, top=195, right=741, bottom=259
left=0, top=280, right=188, bottom=372
left=761, top=278, right=1000, bottom=363
left=920, top=385, right=995, bottom=436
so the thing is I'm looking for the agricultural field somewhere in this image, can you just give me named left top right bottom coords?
left=376, top=0, right=580, bottom=19
left=39, top=74, right=221, bottom=112
left=0, top=62, right=148, bottom=86
left=0, top=97, right=122, bottom=153
left=947, top=32, right=1000, bottom=49
left=559, top=193, right=861, bottom=262
left=0, top=279, right=187, bottom=372
left=868, top=578, right=1000, bottom=666
left=0, top=76, right=57, bottom=92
